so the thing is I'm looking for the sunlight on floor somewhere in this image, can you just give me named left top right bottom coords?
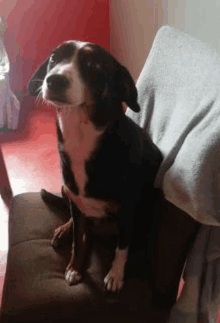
left=0, top=139, right=62, bottom=263
left=2, top=142, right=62, bottom=196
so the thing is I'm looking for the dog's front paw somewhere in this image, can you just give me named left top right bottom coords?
left=65, top=268, right=82, bottom=286
left=52, top=218, right=73, bottom=249
left=104, top=247, right=128, bottom=292
left=104, top=270, right=124, bottom=292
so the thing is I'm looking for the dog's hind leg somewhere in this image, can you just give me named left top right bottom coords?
left=51, top=186, right=74, bottom=249
left=65, top=201, right=87, bottom=285
left=52, top=217, right=73, bottom=249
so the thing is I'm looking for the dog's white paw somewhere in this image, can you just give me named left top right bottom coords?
left=104, top=247, right=128, bottom=292
left=65, top=268, right=82, bottom=286
left=104, top=270, right=124, bottom=292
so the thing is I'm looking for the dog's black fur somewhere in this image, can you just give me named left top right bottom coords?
left=28, top=41, right=163, bottom=291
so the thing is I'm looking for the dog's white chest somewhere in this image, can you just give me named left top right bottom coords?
left=58, top=111, right=100, bottom=194
left=57, top=109, right=99, bottom=163
left=64, top=185, right=118, bottom=218
left=58, top=109, right=118, bottom=218
left=63, top=183, right=120, bottom=218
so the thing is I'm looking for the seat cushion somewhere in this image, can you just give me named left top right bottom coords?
left=0, top=192, right=167, bottom=323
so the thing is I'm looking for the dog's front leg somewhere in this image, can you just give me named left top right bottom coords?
left=104, top=213, right=132, bottom=292
left=104, top=245, right=129, bottom=292
left=65, top=201, right=87, bottom=285
left=104, top=209, right=133, bottom=292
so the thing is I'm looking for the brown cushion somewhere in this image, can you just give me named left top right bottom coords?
left=0, top=192, right=167, bottom=323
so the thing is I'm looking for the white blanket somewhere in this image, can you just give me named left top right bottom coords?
left=127, top=26, right=220, bottom=226
left=126, top=26, right=220, bottom=322
left=0, top=38, right=20, bottom=130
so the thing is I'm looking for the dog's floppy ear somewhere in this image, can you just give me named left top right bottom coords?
left=28, top=58, right=49, bottom=97
left=118, top=65, right=140, bottom=113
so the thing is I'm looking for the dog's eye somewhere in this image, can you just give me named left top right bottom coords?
left=87, top=61, right=101, bottom=71
left=48, top=52, right=60, bottom=70
left=50, top=53, right=58, bottom=64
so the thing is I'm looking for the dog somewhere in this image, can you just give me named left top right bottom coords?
left=28, top=40, right=163, bottom=292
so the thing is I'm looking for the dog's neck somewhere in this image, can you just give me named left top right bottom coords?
left=57, top=107, right=105, bottom=164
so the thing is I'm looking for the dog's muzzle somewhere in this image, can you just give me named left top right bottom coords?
left=46, top=75, right=70, bottom=93
left=44, top=74, right=71, bottom=104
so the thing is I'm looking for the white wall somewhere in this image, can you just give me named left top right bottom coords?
left=110, top=0, right=220, bottom=80
left=160, top=0, right=220, bottom=52
left=110, top=0, right=159, bottom=80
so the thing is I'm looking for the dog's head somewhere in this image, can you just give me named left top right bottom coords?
left=28, top=40, right=140, bottom=128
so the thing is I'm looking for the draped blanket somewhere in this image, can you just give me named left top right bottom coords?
left=126, top=26, right=220, bottom=322
left=127, top=26, right=220, bottom=226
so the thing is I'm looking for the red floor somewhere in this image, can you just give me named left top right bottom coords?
left=1, top=98, right=62, bottom=194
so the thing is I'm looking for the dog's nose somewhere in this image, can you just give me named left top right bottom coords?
left=46, top=75, right=70, bottom=92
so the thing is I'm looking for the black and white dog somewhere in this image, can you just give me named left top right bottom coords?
left=28, top=40, right=163, bottom=292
